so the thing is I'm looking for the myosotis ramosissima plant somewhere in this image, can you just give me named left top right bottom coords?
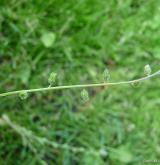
left=0, top=64, right=159, bottom=99
left=0, top=64, right=159, bottom=157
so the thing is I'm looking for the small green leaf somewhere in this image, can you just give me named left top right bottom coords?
left=17, top=63, right=31, bottom=85
left=110, top=146, right=133, bottom=163
left=82, top=151, right=103, bottom=165
left=41, top=32, right=56, bottom=48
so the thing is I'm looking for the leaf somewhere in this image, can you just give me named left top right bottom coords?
left=82, top=152, right=104, bottom=165
left=41, top=32, right=56, bottom=48
left=17, top=63, right=31, bottom=85
left=110, top=146, right=133, bottom=163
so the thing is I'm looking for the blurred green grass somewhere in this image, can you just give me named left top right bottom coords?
left=0, top=0, right=160, bottom=164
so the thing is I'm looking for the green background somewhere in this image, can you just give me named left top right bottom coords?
left=0, top=0, right=160, bottom=164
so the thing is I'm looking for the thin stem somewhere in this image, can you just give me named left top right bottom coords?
left=0, top=70, right=160, bottom=98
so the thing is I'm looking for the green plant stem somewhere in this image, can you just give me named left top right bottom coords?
left=0, top=70, right=160, bottom=98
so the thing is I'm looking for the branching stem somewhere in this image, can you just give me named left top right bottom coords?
left=0, top=70, right=160, bottom=98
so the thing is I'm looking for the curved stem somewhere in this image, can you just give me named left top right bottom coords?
left=0, top=70, right=160, bottom=98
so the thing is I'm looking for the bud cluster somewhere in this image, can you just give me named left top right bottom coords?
left=81, top=89, right=89, bottom=102
left=103, top=68, right=110, bottom=82
left=48, top=72, right=57, bottom=86
left=144, top=64, right=152, bottom=76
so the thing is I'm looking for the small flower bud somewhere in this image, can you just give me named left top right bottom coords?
left=48, top=72, right=57, bottom=86
left=81, top=89, right=89, bottom=102
left=19, top=91, right=28, bottom=100
left=103, top=68, right=110, bottom=82
left=144, top=64, right=151, bottom=76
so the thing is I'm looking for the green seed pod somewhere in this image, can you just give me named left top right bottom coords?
left=48, top=72, right=57, bottom=86
left=131, top=81, right=141, bottom=88
left=103, top=68, right=110, bottom=82
left=19, top=91, right=28, bottom=100
left=81, top=89, right=89, bottom=102
left=144, top=64, right=151, bottom=76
